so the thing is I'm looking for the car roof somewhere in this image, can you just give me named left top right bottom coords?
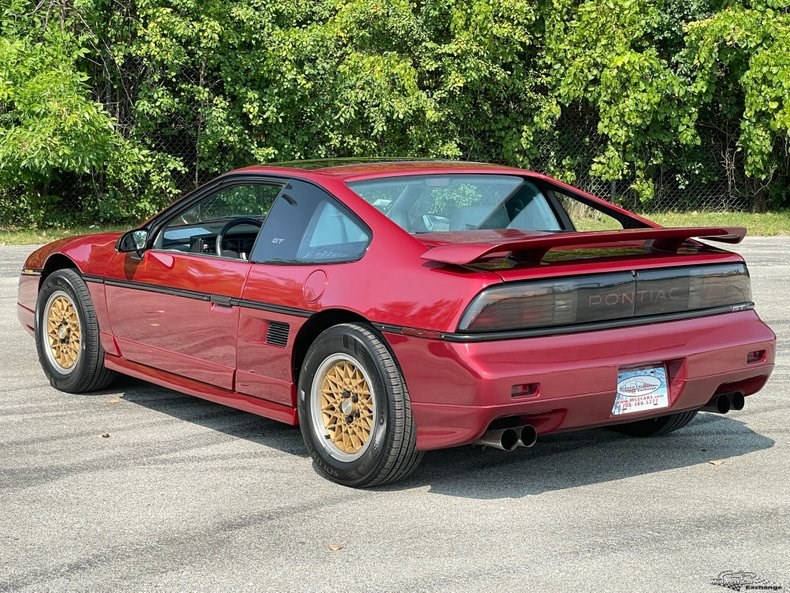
left=233, top=159, right=536, bottom=181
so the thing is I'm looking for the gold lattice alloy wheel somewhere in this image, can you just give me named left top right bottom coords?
left=42, top=290, right=82, bottom=375
left=310, top=353, right=377, bottom=462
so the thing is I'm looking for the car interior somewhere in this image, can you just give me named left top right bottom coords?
left=154, top=183, right=279, bottom=260
left=158, top=218, right=264, bottom=259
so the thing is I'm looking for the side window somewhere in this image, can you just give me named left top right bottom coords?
left=252, top=180, right=370, bottom=264
left=157, top=182, right=282, bottom=258
left=178, top=184, right=280, bottom=223
left=553, top=190, right=624, bottom=231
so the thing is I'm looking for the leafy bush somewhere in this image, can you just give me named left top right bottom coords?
left=0, top=0, right=787, bottom=226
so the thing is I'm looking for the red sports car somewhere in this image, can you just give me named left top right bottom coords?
left=17, top=160, right=776, bottom=486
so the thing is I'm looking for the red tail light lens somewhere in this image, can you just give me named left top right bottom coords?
left=459, top=263, right=751, bottom=333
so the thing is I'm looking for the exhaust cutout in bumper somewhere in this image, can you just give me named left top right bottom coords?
left=476, top=425, right=538, bottom=451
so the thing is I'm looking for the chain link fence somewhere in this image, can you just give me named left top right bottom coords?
left=528, top=106, right=756, bottom=214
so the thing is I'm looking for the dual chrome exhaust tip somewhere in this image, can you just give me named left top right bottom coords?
left=475, top=425, right=538, bottom=451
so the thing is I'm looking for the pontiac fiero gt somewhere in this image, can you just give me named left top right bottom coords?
left=17, top=161, right=776, bottom=486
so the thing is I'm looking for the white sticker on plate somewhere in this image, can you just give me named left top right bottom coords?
left=612, top=366, right=669, bottom=415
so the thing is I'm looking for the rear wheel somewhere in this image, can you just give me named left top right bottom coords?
left=298, top=323, right=422, bottom=487
left=35, top=269, right=116, bottom=393
left=612, top=410, right=698, bottom=437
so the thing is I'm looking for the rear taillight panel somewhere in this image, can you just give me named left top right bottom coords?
left=458, top=263, right=752, bottom=333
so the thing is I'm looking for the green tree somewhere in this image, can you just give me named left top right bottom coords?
left=0, top=0, right=788, bottom=226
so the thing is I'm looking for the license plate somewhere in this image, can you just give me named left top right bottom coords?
left=612, top=365, right=669, bottom=416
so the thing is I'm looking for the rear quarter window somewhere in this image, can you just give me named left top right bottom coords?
left=251, top=180, right=370, bottom=264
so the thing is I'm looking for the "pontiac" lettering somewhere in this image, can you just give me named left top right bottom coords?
left=589, top=288, right=682, bottom=307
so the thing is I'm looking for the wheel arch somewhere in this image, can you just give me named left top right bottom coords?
left=40, top=254, right=80, bottom=288
left=291, top=309, right=368, bottom=384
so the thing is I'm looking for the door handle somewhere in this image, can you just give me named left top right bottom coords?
left=210, top=295, right=233, bottom=308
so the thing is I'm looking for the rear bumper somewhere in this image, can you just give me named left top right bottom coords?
left=385, top=310, right=775, bottom=450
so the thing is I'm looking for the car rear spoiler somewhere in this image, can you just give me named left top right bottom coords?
left=421, top=227, right=747, bottom=265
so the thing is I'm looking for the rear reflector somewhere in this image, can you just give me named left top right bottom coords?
left=511, top=383, right=539, bottom=397
left=747, top=350, right=766, bottom=364
left=459, top=263, right=752, bottom=333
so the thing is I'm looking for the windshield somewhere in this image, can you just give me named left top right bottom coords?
left=346, top=174, right=563, bottom=233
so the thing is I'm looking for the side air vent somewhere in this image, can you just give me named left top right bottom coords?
left=266, top=321, right=290, bottom=347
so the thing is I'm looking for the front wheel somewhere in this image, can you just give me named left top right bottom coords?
left=298, top=323, right=422, bottom=487
left=35, top=269, right=116, bottom=393
left=612, top=410, right=698, bottom=437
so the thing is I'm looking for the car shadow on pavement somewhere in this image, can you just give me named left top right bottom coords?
left=394, top=413, right=774, bottom=499
left=110, top=375, right=309, bottom=458
left=104, top=377, right=774, bottom=495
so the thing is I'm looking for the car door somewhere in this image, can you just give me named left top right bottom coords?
left=104, top=179, right=284, bottom=390
left=235, top=179, right=371, bottom=406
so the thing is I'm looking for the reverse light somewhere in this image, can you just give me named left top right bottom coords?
left=458, top=263, right=752, bottom=333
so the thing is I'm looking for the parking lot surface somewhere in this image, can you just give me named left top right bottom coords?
left=1, top=239, right=788, bottom=593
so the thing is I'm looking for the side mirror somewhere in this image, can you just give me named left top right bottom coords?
left=117, top=229, right=149, bottom=255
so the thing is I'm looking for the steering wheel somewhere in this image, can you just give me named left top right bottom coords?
left=215, top=217, right=263, bottom=256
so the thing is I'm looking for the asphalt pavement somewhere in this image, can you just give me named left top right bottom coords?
left=1, top=239, right=788, bottom=593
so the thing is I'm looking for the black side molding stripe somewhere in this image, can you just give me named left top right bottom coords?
left=236, top=299, right=312, bottom=318
left=97, top=276, right=313, bottom=317
left=83, top=274, right=104, bottom=283
left=104, top=278, right=211, bottom=302
left=373, top=323, right=406, bottom=334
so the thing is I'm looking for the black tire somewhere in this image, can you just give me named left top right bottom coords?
left=612, top=410, right=699, bottom=437
left=35, top=269, right=116, bottom=393
left=298, top=323, right=422, bottom=487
